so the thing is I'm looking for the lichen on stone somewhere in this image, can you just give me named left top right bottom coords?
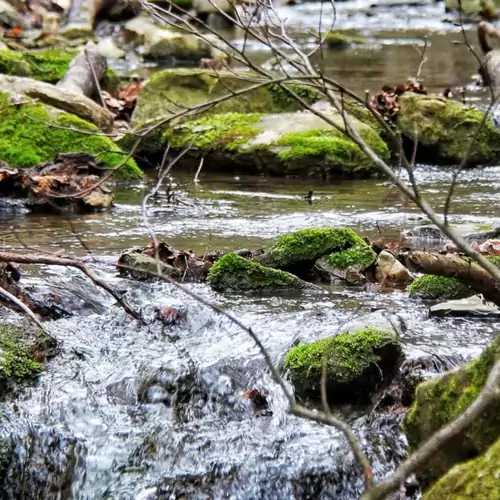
left=408, top=274, right=471, bottom=300
left=404, top=335, right=500, bottom=488
left=208, top=252, right=307, bottom=292
left=0, top=91, right=142, bottom=178
left=283, top=327, right=402, bottom=402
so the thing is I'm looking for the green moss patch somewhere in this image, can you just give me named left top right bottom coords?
left=0, top=328, right=41, bottom=382
left=262, top=227, right=367, bottom=272
left=0, top=48, right=118, bottom=89
left=423, top=437, right=500, bottom=500
left=408, top=274, right=471, bottom=300
left=284, top=327, right=402, bottom=402
left=326, top=244, right=376, bottom=270
left=397, top=93, right=500, bottom=165
left=165, top=113, right=261, bottom=151
left=404, top=335, right=500, bottom=488
left=0, top=91, right=141, bottom=178
left=208, top=253, right=308, bottom=292
left=277, top=126, right=389, bottom=173
left=324, top=31, right=365, bottom=49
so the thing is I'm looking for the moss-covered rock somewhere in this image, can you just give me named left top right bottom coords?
left=0, top=323, right=58, bottom=398
left=0, top=90, right=141, bottom=178
left=163, top=111, right=389, bottom=177
left=0, top=48, right=119, bottom=89
left=408, top=274, right=472, bottom=300
left=404, top=335, right=500, bottom=488
left=396, top=93, right=500, bottom=165
left=259, top=227, right=369, bottom=274
left=324, top=31, right=365, bottom=49
left=284, top=327, right=402, bottom=403
left=131, top=68, right=321, bottom=126
left=326, top=244, right=376, bottom=270
left=423, top=437, right=500, bottom=500
left=208, top=253, right=313, bottom=292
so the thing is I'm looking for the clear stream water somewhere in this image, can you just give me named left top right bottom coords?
left=1, top=1, right=500, bottom=499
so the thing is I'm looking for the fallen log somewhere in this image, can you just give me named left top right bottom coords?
left=477, top=21, right=500, bottom=88
left=401, top=251, right=500, bottom=304
left=0, top=74, right=113, bottom=128
left=57, top=41, right=107, bottom=97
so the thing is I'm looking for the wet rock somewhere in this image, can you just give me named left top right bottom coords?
left=409, top=275, right=471, bottom=300
left=96, top=36, right=126, bottom=59
left=208, top=253, right=315, bottom=293
left=123, top=15, right=221, bottom=61
left=0, top=89, right=141, bottom=178
left=0, top=322, right=59, bottom=399
left=163, top=110, right=389, bottom=178
left=130, top=68, right=321, bottom=134
left=314, top=257, right=366, bottom=285
left=258, top=227, right=373, bottom=277
left=423, top=437, right=500, bottom=500
left=0, top=424, right=86, bottom=499
left=374, top=250, right=414, bottom=287
left=342, top=309, right=407, bottom=338
left=402, top=225, right=446, bottom=241
left=429, top=294, right=500, bottom=317
left=403, top=223, right=500, bottom=243
left=117, top=241, right=211, bottom=282
left=0, top=0, right=25, bottom=28
left=397, top=93, right=500, bottom=165
left=404, top=335, right=500, bottom=488
left=284, top=312, right=403, bottom=404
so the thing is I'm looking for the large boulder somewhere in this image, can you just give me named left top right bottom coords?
left=0, top=89, right=141, bottom=178
left=163, top=111, right=389, bottom=177
left=258, top=227, right=373, bottom=276
left=423, top=437, right=500, bottom=500
left=131, top=69, right=321, bottom=127
left=408, top=275, right=471, bottom=300
left=396, top=93, right=500, bottom=165
left=404, top=335, right=500, bottom=488
left=0, top=323, right=58, bottom=399
left=284, top=311, right=403, bottom=403
left=208, top=253, right=315, bottom=293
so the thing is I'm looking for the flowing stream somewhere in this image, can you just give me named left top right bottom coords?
left=1, top=1, right=500, bottom=498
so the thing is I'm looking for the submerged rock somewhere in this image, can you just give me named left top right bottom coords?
left=0, top=424, right=86, bottom=499
left=208, top=253, right=314, bottom=293
left=0, top=323, right=58, bottom=399
left=163, top=111, right=389, bottom=178
left=324, top=31, right=365, bottom=49
left=429, top=294, right=500, bottom=317
left=284, top=313, right=403, bottom=403
left=423, top=437, right=500, bottom=500
left=409, top=275, right=471, bottom=300
left=259, top=227, right=373, bottom=276
left=404, top=335, right=500, bottom=488
left=396, top=93, right=500, bottom=165
left=0, top=89, right=141, bottom=178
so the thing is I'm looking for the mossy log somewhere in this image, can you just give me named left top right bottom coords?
left=402, top=251, right=500, bottom=304
left=0, top=74, right=113, bottom=129
left=56, top=41, right=107, bottom=97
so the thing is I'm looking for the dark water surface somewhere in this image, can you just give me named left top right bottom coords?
left=1, top=2, right=500, bottom=498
